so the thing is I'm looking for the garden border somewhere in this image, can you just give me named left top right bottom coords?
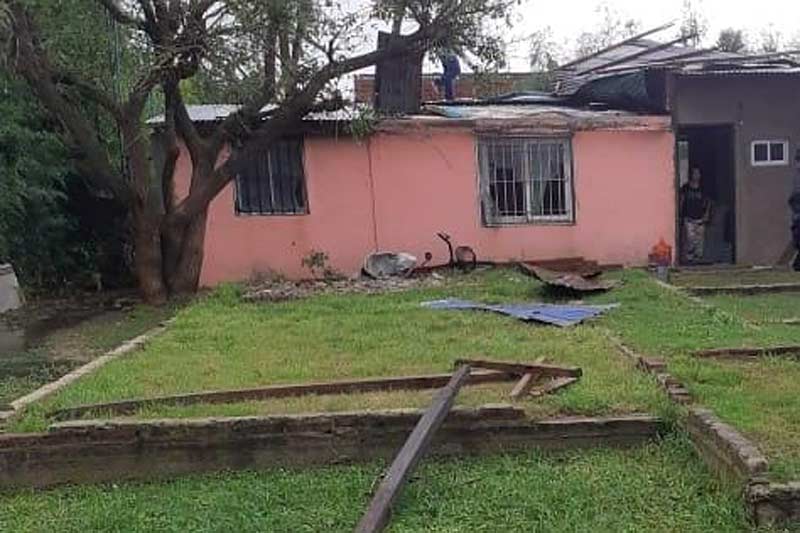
left=0, top=319, right=173, bottom=428
left=0, top=407, right=664, bottom=490
left=610, top=333, right=800, bottom=527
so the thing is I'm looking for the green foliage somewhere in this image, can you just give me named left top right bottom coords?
left=0, top=75, right=93, bottom=288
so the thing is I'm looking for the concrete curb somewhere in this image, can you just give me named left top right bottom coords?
left=0, top=408, right=664, bottom=490
left=0, top=319, right=174, bottom=427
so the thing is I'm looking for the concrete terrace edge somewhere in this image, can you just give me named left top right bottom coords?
left=0, top=407, right=664, bottom=490
left=0, top=318, right=174, bottom=424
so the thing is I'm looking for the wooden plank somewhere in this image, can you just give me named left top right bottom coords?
left=355, top=365, right=472, bottom=533
left=454, top=358, right=582, bottom=378
left=529, top=377, right=579, bottom=398
left=687, top=283, right=800, bottom=296
left=509, top=373, right=537, bottom=400
left=48, top=370, right=515, bottom=421
left=693, top=346, right=800, bottom=359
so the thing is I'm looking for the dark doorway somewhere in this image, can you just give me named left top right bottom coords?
left=677, top=125, right=736, bottom=265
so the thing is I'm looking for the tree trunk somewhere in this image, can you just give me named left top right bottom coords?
left=133, top=210, right=169, bottom=305
left=162, top=209, right=208, bottom=296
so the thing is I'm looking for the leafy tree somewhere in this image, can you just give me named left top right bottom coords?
left=678, top=0, right=707, bottom=47
left=716, top=28, right=748, bottom=53
left=1, top=0, right=518, bottom=303
left=759, top=26, right=783, bottom=53
left=573, top=3, right=641, bottom=58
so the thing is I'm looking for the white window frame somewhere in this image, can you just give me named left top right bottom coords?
left=751, top=139, right=789, bottom=167
left=477, top=136, right=574, bottom=226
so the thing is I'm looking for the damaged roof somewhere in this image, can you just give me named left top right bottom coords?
left=555, top=22, right=800, bottom=98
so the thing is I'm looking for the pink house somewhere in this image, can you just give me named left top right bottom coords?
left=164, top=104, right=675, bottom=286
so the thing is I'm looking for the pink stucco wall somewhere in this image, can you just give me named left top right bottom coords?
left=184, top=124, right=675, bottom=285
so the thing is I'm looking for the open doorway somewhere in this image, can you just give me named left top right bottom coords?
left=676, top=125, right=736, bottom=265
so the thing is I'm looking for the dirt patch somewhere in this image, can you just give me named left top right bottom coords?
left=242, top=273, right=449, bottom=302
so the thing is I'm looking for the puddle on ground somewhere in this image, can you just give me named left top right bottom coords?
left=0, top=305, right=113, bottom=402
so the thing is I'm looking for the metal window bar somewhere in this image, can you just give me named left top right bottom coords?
left=235, top=139, right=307, bottom=215
left=479, top=137, right=573, bottom=224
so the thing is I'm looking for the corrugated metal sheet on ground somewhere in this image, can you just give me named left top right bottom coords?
left=421, top=298, right=618, bottom=327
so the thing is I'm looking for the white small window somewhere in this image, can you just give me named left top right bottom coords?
left=751, top=140, right=789, bottom=167
left=477, top=137, right=574, bottom=225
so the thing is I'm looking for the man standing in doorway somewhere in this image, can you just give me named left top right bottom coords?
left=680, top=168, right=712, bottom=264
left=789, top=150, right=800, bottom=270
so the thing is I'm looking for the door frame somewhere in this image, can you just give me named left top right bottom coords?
left=674, top=123, right=737, bottom=266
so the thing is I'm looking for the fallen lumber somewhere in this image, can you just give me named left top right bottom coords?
left=355, top=365, right=471, bottom=533
left=454, top=358, right=582, bottom=378
left=48, top=370, right=516, bottom=421
left=529, top=377, right=579, bottom=398
left=509, top=373, right=537, bottom=400
left=693, top=345, right=800, bottom=359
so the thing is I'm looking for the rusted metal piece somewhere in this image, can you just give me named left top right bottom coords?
left=519, top=263, right=620, bottom=293
left=48, top=370, right=516, bottom=422
left=355, top=365, right=472, bottom=533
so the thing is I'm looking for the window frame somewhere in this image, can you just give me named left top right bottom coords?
left=751, top=139, right=789, bottom=167
left=233, top=138, right=309, bottom=217
left=476, top=136, right=575, bottom=226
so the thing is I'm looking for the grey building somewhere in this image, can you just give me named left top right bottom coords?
left=556, top=26, right=800, bottom=265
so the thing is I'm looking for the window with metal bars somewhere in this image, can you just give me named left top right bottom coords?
left=478, top=137, right=574, bottom=225
left=234, top=139, right=308, bottom=215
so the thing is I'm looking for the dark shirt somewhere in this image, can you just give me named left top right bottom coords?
left=681, top=184, right=709, bottom=221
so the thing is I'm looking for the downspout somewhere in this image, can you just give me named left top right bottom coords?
left=366, top=137, right=380, bottom=250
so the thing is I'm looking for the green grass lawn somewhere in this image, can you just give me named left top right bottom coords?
left=7, top=268, right=800, bottom=529
left=0, top=436, right=765, bottom=533
left=10, top=269, right=670, bottom=432
left=708, top=293, right=800, bottom=324
left=589, top=272, right=800, bottom=480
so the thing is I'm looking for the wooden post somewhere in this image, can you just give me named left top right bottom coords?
left=355, top=365, right=471, bottom=533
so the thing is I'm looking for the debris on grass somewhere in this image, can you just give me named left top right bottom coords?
left=421, top=298, right=617, bottom=327
left=243, top=273, right=445, bottom=302
left=519, top=263, right=621, bottom=293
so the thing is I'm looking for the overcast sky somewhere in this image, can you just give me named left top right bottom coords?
left=506, top=0, right=800, bottom=68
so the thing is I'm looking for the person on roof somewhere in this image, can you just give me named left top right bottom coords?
left=789, top=150, right=800, bottom=270
left=680, top=168, right=712, bottom=264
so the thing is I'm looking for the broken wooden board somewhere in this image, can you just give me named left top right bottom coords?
left=454, top=358, right=582, bottom=378
left=355, top=365, right=471, bottom=533
left=48, top=370, right=516, bottom=422
left=693, top=345, right=800, bottom=359
left=509, top=373, right=537, bottom=400
left=519, top=264, right=620, bottom=292
left=529, top=377, right=580, bottom=398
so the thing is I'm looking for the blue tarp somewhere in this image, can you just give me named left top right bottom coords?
left=421, top=298, right=617, bottom=327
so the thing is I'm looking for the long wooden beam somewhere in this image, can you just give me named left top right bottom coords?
left=48, top=370, right=516, bottom=421
left=557, top=22, right=675, bottom=70
left=454, top=358, right=582, bottom=378
left=693, top=346, right=800, bottom=359
left=355, top=365, right=472, bottom=533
